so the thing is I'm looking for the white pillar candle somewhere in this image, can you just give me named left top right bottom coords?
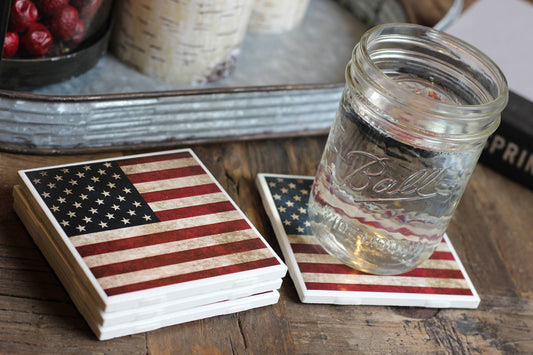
left=248, top=0, right=310, bottom=33
left=111, top=0, right=255, bottom=85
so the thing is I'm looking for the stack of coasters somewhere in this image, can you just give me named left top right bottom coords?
left=13, top=149, right=286, bottom=340
left=256, top=173, right=480, bottom=309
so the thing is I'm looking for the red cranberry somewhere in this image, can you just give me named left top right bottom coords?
left=21, top=22, right=53, bottom=56
left=2, top=32, right=20, bottom=58
left=37, top=0, right=70, bottom=17
left=48, top=5, right=80, bottom=40
left=69, top=19, right=86, bottom=47
left=8, top=0, right=39, bottom=33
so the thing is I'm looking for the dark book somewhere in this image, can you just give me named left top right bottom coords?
left=446, top=0, right=533, bottom=190
left=481, top=92, right=533, bottom=189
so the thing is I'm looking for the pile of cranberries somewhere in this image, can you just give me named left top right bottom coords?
left=2, top=0, right=103, bottom=59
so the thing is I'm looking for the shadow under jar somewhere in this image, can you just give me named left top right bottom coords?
left=308, top=23, right=508, bottom=275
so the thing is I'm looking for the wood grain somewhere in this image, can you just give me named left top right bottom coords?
left=2, top=1, right=533, bottom=353
left=1, top=134, right=532, bottom=354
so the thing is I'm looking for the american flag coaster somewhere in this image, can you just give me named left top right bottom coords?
left=13, top=185, right=281, bottom=340
left=16, top=149, right=286, bottom=314
left=256, top=173, right=480, bottom=309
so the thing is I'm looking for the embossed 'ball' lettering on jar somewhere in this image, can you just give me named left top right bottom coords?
left=308, top=24, right=508, bottom=275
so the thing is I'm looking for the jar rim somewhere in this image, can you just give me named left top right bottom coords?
left=356, top=23, right=509, bottom=120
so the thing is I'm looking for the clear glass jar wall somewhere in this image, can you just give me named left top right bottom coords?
left=308, top=24, right=508, bottom=275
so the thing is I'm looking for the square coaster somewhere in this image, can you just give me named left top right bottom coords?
left=13, top=184, right=281, bottom=340
left=256, top=173, right=480, bottom=308
left=16, top=149, right=286, bottom=312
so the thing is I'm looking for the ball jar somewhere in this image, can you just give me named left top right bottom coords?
left=308, top=24, right=508, bottom=275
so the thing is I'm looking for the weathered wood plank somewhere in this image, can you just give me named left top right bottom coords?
left=445, top=171, right=520, bottom=299
left=468, top=165, right=533, bottom=298
left=1, top=130, right=532, bottom=354
left=284, top=295, right=533, bottom=354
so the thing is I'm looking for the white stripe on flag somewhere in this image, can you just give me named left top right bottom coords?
left=301, top=272, right=471, bottom=289
left=435, top=242, right=450, bottom=252
left=70, top=210, right=244, bottom=246
left=133, top=174, right=213, bottom=194
left=148, top=192, right=228, bottom=211
left=120, top=157, right=199, bottom=175
left=293, top=253, right=343, bottom=265
left=293, top=253, right=461, bottom=270
left=97, top=248, right=274, bottom=289
left=287, top=234, right=450, bottom=252
left=287, top=234, right=318, bottom=245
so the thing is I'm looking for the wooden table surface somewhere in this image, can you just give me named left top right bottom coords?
left=2, top=0, right=533, bottom=353
left=1, top=136, right=532, bottom=354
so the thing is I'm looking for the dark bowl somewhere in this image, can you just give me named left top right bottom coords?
left=0, top=22, right=112, bottom=91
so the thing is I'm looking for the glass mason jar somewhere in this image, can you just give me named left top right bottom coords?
left=308, top=24, right=508, bottom=275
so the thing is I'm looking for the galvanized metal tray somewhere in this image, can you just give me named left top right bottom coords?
left=0, top=0, right=413, bottom=154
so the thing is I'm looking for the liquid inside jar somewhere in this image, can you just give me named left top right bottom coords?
left=308, top=76, right=481, bottom=275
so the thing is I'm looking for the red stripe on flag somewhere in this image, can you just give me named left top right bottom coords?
left=141, top=183, right=221, bottom=203
left=105, top=258, right=280, bottom=296
left=429, top=251, right=455, bottom=260
left=155, top=200, right=236, bottom=221
left=76, top=219, right=251, bottom=257
left=298, top=262, right=365, bottom=274
left=291, top=243, right=328, bottom=255
left=90, top=238, right=268, bottom=278
left=403, top=267, right=464, bottom=279
left=298, top=262, right=465, bottom=279
left=305, top=282, right=473, bottom=295
left=126, top=165, right=205, bottom=184
left=117, top=152, right=192, bottom=166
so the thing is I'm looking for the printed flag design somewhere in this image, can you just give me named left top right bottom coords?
left=24, top=151, right=280, bottom=296
left=26, top=160, right=160, bottom=237
left=263, top=175, right=474, bottom=296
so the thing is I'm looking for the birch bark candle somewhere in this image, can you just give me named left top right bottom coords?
left=248, top=0, right=310, bottom=33
left=111, top=0, right=254, bottom=85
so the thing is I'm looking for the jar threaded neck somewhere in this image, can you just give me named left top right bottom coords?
left=347, top=23, right=508, bottom=148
